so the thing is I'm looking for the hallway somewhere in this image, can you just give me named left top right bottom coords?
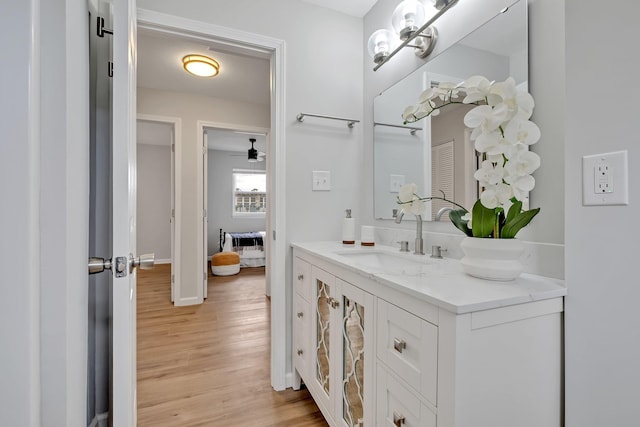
left=137, top=265, right=328, bottom=426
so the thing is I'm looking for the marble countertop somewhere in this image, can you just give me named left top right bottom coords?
left=291, top=241, right=566, bottom=314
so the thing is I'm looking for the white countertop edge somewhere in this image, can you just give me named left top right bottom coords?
left=291, top=241, right=567, bottom=314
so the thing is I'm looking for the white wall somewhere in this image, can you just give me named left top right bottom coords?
left=137, top=87, right=269, bottom=300
left=564, top=1, right=640, bottom=425
left=207, top=149, right=266, bottom=256
left=1, top=0, right=89, bottom=424
left=137, top=143, right=172, bottom=261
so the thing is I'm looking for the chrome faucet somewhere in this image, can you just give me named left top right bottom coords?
left=435, top=206, right=453, bottom=221
left=395, top=209, right=425, bottom=255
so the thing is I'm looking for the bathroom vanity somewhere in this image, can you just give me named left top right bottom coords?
left=291, top=241, right=565, bottom=427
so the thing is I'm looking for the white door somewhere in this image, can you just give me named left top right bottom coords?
left=111, top=0, right=138, bottom=424
left=89, top=0, right=141, bottom=425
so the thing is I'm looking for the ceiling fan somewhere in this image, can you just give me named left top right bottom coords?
left=247, top=138, right=265, bottom=162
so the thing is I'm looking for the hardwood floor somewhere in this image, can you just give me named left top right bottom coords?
left=137, top=264, right=328, bottom=427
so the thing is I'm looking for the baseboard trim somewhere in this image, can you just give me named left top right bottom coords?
left=88, top=412, right=109, bottom=427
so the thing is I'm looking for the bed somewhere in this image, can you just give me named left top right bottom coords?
left=219, top=228, right=267, bottom=268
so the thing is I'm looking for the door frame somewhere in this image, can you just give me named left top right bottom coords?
left=137, top=9, right=289, bottom=390
left=136, top=114, right=182, bottom=302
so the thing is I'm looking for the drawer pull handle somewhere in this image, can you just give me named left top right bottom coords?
left=297, top=349, right=304, bottom=356
left=297, top=311, right=304, bottom=318
left=297, top=274, right=304, bottom=280
left=393, top=412, right=405, bottom=427
left=393, top=338, right=407, bottom=353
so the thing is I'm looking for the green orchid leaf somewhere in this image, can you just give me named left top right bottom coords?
left=471, top=200, right=496, bottom=238
left=449, top=209, right=473, bottom=237
left=505, top=200, right=522, bottom=225
left=501, top=207, right=540, bottom=238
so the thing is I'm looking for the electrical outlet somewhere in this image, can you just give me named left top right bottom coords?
left=312, top=170, right=331, bottom=191
left=582, top=150, right=629, bottom=206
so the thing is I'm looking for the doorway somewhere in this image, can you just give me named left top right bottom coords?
left=136, top=12, right=288, bottom=389
left=136, top=115, right=182, bottom=301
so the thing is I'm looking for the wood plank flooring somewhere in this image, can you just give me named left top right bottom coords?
left=137, top=264, right=328, bottom=427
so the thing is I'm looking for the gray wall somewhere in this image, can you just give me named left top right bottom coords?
left=564, top=1, right=640, bottom=425
left=137, top=143, right=172, bottom=262
left=207, top=149, right=266, bottom=256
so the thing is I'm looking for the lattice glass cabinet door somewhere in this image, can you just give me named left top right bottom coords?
left=315, top=275, right=332, bottom=397
left=342, top=294, right=365, bottom=426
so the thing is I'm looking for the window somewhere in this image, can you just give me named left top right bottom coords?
left=232, top=169, right=266, bottom=217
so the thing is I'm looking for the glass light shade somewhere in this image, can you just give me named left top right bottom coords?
left=182, top=55, right=220, bottom=77
left=367, top=29, right=396, bottom=64
left=391, top=0, right=426, bottom=40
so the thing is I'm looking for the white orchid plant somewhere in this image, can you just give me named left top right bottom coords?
left=398, top=75, right=540, bottom=239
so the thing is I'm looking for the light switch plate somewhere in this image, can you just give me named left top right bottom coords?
left=312, top=170, right=331, bottom=191
left=582, top=150, right=629, bottom=206
left=390, top=174, right=405, bottom=193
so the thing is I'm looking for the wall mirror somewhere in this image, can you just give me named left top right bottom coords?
left=373, top=0, right=528, bottom=220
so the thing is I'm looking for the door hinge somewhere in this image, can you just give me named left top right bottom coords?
left=171, top=143, right=175, bottom=153
left=172, top=208, right=175, bottom=218
left=171, top=274, right=174, bottom=283
left=108, top=61, right=113, bottom=78
left=272, top=230, right=276, bottom=240
left=203, top=209, right=207, bottom=218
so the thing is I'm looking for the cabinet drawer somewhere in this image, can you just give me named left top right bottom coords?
left=293, top=294, right=311, bottom=380
left=293, top=257, right=312, bottom=301
left=377, top=299, right=438, bottom=406
left=376, top=365, right=436, bottom=427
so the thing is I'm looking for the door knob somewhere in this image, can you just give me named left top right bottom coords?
left=129, top=253, right=155, bottom=273
left=88, top=257, right=112, bottom=275
left=88, top=256, right=128, bottom=277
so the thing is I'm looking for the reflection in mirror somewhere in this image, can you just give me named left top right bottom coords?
left=373, top=0, right=527, bottom=220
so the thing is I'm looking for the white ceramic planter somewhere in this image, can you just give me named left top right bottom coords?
left=460, top=237, right=525, bottom=281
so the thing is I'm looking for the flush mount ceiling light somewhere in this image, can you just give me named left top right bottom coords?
left=182, top=54, right=220, bottom=77
left=368, top=0, right=458, bottom=71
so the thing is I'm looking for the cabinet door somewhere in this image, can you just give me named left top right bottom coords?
left=336, top=279, right=374, bottom=427
left=310, top=266, right=336, bottom=420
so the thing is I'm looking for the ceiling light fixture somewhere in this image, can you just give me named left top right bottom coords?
left=182, top=54, right=220, bottom=77
left=368, top=0, right=458, bottom=71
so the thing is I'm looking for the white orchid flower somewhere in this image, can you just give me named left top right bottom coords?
left=464, top=104, right=509, bottom=137
left=487, top=77, right=516, bottom=108
left=461, top=75, right=492, bottom=103
left=402, top=105, right=419, bottom=123
left=398, top=183, right=427, bottom=216
left=504, top=174, right=535, bottom=201
left=461, top=211, right=472, bottom=229
left=474, top=131, right=512, bottom=157
left=406, top=198, right=426, bottom=215
left=437, top=82, right=461, bottom=100
left=504, top=149, right=541, bottom=176
left=418, top=88, right=440, bottom=104
left=480, top=183, right=512, bottom=209
left=474, top=160, right=505, bottom=187
left=398, top=183, right=418, bottom=203
left=514, top=92, right=535, bottom=120
left=503, top=118, right=541, bottom=147
left=416, top=101, right=438, bottom=119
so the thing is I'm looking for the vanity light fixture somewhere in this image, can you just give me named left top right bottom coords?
left=182, top=54, right=220, bottom=77
left=368, top=0, right=459, bottom=71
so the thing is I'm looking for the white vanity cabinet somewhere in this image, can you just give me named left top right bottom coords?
left=293, top=256, right=375, bottom=427
left=292, top=243, right=565, bottom=427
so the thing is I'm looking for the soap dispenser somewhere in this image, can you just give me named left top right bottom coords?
left=342, top=209, right=355, bottom=245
